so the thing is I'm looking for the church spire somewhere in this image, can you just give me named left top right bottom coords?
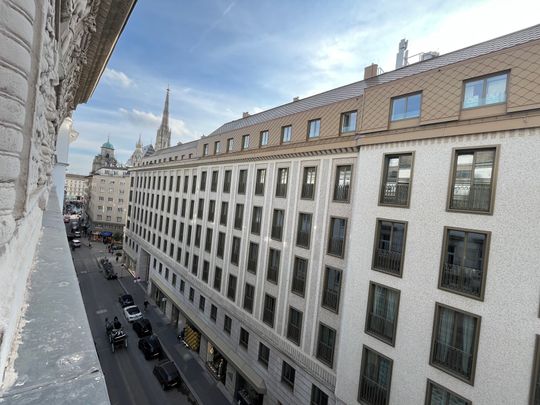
left=155, top=87, right=172, bottom=150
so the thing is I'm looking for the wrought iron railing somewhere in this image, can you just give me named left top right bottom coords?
left=333, top=184, right=350, bottom=201
left=276, top=183, right=287, bottom=197
left=381, top=182, right=410, bottom=205
left=373, top=248, right=402, bottom=275
left=271, top=225, right=283, bottom=240
left=255, top=182, right=265, bottom=195
left=432, top=339, right=473, bottom=379
left=291, top=277, right=305, bottom=296
left=440, top=263, right=482, bottom=297
left=322, top=290, right=339, bottom=311
left=296, top=230, right=310, bottom=247
left=450, top=183, right=492, bottom=211
left=359, top=376, right=389, bottom=405
left=367, top=312, right=395, bottom=342
left=267, top=266, right=279, bottom=283
left=301, top=183, right=315, bottom=199
left=327, top=237, right=344, bottom=256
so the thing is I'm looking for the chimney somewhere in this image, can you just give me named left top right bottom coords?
left=364, top=63, right=379, bottom=80
left=293, top=96, right=300, bottom=102
left=242, top=112, right=250, bottom=118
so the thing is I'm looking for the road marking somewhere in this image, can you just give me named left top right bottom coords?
left=80, top=271, right=88, bottom=274
left=96, top=309, right=108, bottom=315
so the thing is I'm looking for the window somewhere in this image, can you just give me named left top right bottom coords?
left=254, top=169, right=266, bottom=195
left=224, top=315, right=232, bottom=334
left=301, top=167, right=316, bottom=199
left=189, top=200, right=194, bottom=219
left=373, top=219, right=406, bottom=276
left=197, top=198, right=204, bottom=219
left=316, top=323, right=336, bottom=367
left=204, top=228, right=213, bottom=253
left=327, top=217, right=347, bottom=257
left=192, top=255, right=199, bottom=275
left=251, top=206, right=262, bottom=235
left=243, top=283, right=255, bottom=313
left=210, top=305, right=217, bottom=322
left=380, top=153, right=413, bottom=206
left=203, top=143, right=209, bottom=156
left=531, top=336, right=540, bottom=405
left=211, top=171, right=218, bottom=192
left=340, top=110, right=357, bottom=133
left=230, top=236, right=240, bottom=265
left=208, top=200, right=216, bottom=222
left=260, top=130, right=269, bottom=146
left=448, top=147, right=497, bottom=213
left=358, top=346, right=393, bottom=405
left=286, top=307, right=303, bottom=345
left=291, top=257, right=307, bottom=297
left=242, top=134, right=249, bottom=150
left=430, top=304, right=481, bottom=383
left=391, top=92, right=421, bottom=121
left=223, top=170, right=232, bottom=193
left=271, top=209, right=285, bottom=240
left=183, top=176, right=189, bottom=193
left=199, top=295, right=206, bottom=312
left=262, top=294, right=276, bottom=328
left=213, top=267, right=222, bottom=292
left=333, top=165, right=352, bottom=202
left=322, top=266, right=341, bottom=312
left=311, top=385, right=329, bottom=405
left=200, top=171, right=207, bottom=191
left=267, top=249, right=280, bottom=284
left=189, top=287, right=195, bottom=302
left=217, top=232, right=225, bottom=258
left=275, top=168, right=288, bottom=197
left=238, top=170, right=247, bottom=194
left=214, top=141, right=221, bottom=154
left=296, top=213, right=312, bottom=248
left=463, top=72, right=507, bottom=109
left=281, top=125, right=292, bottom=143
left=239, top=327, right=249, bottom=348
left=234, top=203, right=244, bottom=229
left=220, top=201, right=228, bottom=226
left=307, top=119, right=321, bottom=138
left=281, top=361, right=295, bottom=391
left=227, top=275, right=237, bottom=301
left=180, top=280, right=185, bottom=293
left=247, top=242, right=259, bottom=274
left=226, top=138, right=234, bottom=152
left=186, top=225, right=192, bottom=247
left=366, top=282, right=400, bottom=345
left=202, top=260, right=210, bottom=282
left=181, top=198, right=186, bottom=217
left=425, top=380, right=471, bottom=405
left=191, top=175, right=197, bottom=193
left=440, top=228, right=489, bottom=299
left=258, top=343, right=270, bottom=368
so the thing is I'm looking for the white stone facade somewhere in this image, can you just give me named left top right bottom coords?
left=65, top=173, right=89, bottom=201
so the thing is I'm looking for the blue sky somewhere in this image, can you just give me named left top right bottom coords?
left=69, top=0, right=540, bottom=174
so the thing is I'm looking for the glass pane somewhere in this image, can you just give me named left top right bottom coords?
left=453, top=153, right=474, bottom=198
left=378, top=222, right=392, bottom=250
left=390, top=223, right=404, bottom=253
left=485, top=74, right=507, bottom=105
left=429, top=384, right=446, bottom=405
left=391, top=97, right=406, bottom=120
left=463, top=79, right=484, bottom=108
left=473, top=150, right=494, bottom=183
left=447, top=230, right=465, bottom=265
left=464, top=232, right=485, bottom=270
left=386, top=157, right=399, bottom=185
left=405, top=93, right=421, bottom=118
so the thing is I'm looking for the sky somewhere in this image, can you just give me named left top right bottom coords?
left=69, top=0, right=540, bottom=175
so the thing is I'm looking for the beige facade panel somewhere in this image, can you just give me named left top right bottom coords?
left=361, top=40, right=540, bottom=132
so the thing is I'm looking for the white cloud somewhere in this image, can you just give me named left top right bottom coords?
left=103, top=68, right=134, bottom=88
left=118, top=107, right=194, bottom=140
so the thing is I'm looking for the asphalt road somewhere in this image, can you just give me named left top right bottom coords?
left=71, top=239, right=196, bottom=405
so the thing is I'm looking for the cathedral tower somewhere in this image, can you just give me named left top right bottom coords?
left=154, top=87, right=171, bottom=150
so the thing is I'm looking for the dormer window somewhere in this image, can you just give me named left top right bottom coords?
left=391, top=92, right=421, bottom=121
left=463, top=72, right=507, bottom=109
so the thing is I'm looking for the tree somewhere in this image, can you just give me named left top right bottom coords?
left=112, top=232, right=122, bottom=241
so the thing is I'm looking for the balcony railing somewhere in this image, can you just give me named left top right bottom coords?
left=291, top=277, right=305, bottom=295
left=359, top=376, right=389, bottom=405
left=271, top=225, right=283, bottom=240
left=238, top=181, right=246, bottom=194
left=255, top=182, right=265, bottom=195
left=367, top=312, right=395, bottom=342
left=450, top=183, right=492, bottom=212
left=381, top=182, right=410, bottom=205
left=440, top=263, right=482, bottom=297
left=301, top=183, right=315, bottom=199
left=296, top=231, right=310, bottom=247
left=432, top=339, right=473, bottom=379
left=327, top=237, right=344, bottom=256
left=276, top=183, right=287, bottom=197
left=322, top=290, right=339, bottom=311
left=373, top=248, right=402, bottom=275
left=333, top=184, right=350, bottom=201
left=267, top=266, right=279, bottom=283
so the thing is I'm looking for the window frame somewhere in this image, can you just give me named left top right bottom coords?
left=258, top=342, right=270, bottom=368
left=296, top=212, right=312, bottom=249
left=321, top=266, right=341, bottom=313
left=365, top=282, right=401, bottom=346
left=327, top=216, right=348, bottom=258
left=281, top=361, right=296, bottom=391
left=241, top=134, right=250, bottom=150
left=260, top=130, right=269, bottom=147
left=530, top=335, right=540, bottom=405
left=340, top=110, right=358, bottom=134
left=301, top=166, right=317, bottom=200
left=286, top=307, right=303, bottom=346
left=307, top=118, right=321, bottom=139
left=358, top=345, right=393, bottom=405
left=378, top=152, right=415, bottom=208
left=316, top=322, right=336, bottom=368
left=424, top=379, right=471, bottom=405
left=239, top=327, right=249, bottom=349
left=371, top=218, right=408, bottom=277
left=438, top=226, right=491, bottom=301
left=446, top=145, right=500, bottom=215
left=333, top=164, right=353, bottom=203
left=281, top=125, right=292, bottom=144
left=390, top=91, right=422, bottom=122
left=461, top=71, right=509, bottom=110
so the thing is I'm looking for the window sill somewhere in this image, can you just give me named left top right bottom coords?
left=389, top=117, right=420, bottom=130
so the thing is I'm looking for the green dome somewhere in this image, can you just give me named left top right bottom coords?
left=102, top=141, right=114, bottom=149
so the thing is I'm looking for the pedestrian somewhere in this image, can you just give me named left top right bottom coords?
left=115, top=256, right=118, bottom=262
left=144, top=300, right=149, bottom=311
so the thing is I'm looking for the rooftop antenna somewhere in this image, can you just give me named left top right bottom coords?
left=395, top=39, right=409, bottom=69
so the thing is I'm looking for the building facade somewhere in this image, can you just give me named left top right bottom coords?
left=124, top=25, right=540, bottom=405
left=92, top=138, right=118, bottom=173
left=65, top=173, right=90, bottom=201
left=87, top=167, right=129, bottom=234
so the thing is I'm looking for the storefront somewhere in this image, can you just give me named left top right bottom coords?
left=235, top=374, right=263, bottom=405
left=206, top=342, right=227, bottom=384
left=182, top=323, right=201, bottom=353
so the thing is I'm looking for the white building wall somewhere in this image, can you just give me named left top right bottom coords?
left=335, top=128, right=540, bottom=405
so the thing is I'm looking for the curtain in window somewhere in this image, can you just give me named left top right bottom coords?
left=385, top=290, right=397, bottom=337
left=461, top=315, right=475, bottom=375
left=436, top=308, right=454, bottom=363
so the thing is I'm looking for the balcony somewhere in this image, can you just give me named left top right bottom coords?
left=301, top=183, right=315, bottom=199
left=450, top=183, right=492, bottom=212
left=322, top=290, right=339, bottom=312
left=333, top=184, right=350, bottom=202
left=367, top=312, right=395, bottom=342
left=373, top=248, right=402, bottom=275
left=359, top=376, right=388, bottom=405
left=432, top=339, right=473, bottom=379
left=381, top=183, right=410, bottom=206
left=440, top=263, right=482, bottom=297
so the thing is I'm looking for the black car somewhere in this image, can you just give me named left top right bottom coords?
left=138, top=335, right=163, bottom=360
left=153, top=360, right=180, bottom=390
left=119, top=294, right=134, bottom=308
left=104, top=267, right=117, bottom=280
left=132, top=318, right=152, bottom=337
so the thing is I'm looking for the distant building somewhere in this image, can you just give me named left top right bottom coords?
left=91, top=138, right=118, bottom=173
left=126, top=135, right=145, bottom=167
left=65, top=174, right=90, bottom=201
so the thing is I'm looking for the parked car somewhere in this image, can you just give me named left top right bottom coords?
left=132, top=318, right=152, bottom=337
left=118, top=294, right=134, bottom=308
left=123, top=305, right=142, bottom=322
left=74, top=230, right=81, bottom=238
left=153, top=360, right=180, bottom=390
left=71, top=239, right=81, bottom=248
left=104, top=267, right=117, bottom=280
left=138, top=334, right=163, bottom=360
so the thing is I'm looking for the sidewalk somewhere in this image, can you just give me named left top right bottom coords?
left=109, top=255, right=231, bottom=405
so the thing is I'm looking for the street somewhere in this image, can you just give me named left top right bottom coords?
left=71, top=239, right=197, bottom=405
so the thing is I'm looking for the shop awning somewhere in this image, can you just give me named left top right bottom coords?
left=151, top=276, right=266, bottom=394
left=100, top=231, right=113, bottom=237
